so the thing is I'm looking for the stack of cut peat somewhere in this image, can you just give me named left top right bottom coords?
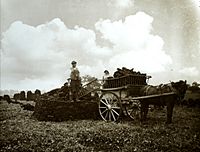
left=39, top=82, right=70, bottom=101
left=113, top=67, right=144, bottom=78
left=113, top=67, right=148, bottom=78
left=104, top=67, right=147, bottom=88
left=33, top=82, right=99, bottom=121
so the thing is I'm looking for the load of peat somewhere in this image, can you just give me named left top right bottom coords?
left=104, top=67, right=147, bottom=89
left=113, top=67, right=146, bottom=78
left=33, top=82, right=99, bottom=121
left=39, top=82, right=70, bottom=102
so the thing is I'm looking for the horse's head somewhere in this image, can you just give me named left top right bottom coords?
left=171, top=80, right=187, bottom=100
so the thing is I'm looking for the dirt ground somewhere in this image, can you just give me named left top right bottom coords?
left=0, top=100, right=200, bottom=152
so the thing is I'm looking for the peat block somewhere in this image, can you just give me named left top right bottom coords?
left=33, top=99, right=99, bottom=121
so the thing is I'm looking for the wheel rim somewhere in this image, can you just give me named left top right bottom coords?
left=99, top=92, right=122, bottom=122
left=125, top=100, right=140, bottom=120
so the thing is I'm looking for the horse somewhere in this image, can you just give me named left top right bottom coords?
left=139, top=80, right=187, bottom=124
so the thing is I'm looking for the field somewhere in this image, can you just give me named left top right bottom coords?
left=0, top=100, right=200, bottom=152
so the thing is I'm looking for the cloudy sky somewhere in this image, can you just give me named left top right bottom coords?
left=1, top=0, right=200, bottom=91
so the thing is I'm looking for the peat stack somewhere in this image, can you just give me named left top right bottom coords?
left=103, top=67, right=147, bottom=88
left=113, top=67, right=146, bottom=78
left=27, top=91, right=34, bottom=101
left=34, top=89, right=41, bottom=101
left=14, top=93, right=20, bottom=101
left=3, top=95, right=12, bottom=103
left=33, top=82, right=99, bottom=121
left=20, top=91, right=26, bottom=100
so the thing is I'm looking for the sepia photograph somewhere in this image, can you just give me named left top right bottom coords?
left=1, top=0, right=200, bottom=151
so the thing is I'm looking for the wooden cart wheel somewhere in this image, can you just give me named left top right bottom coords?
left=99, top=92, right=122, bottom=122
left=125, top=100, right=140, bottom=120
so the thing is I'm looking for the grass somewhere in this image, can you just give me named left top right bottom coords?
left=0, top=100, right=200, bottom=152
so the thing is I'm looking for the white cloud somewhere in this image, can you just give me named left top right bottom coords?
left=1, top=12, right=173, bottom=90
left=191, top=0, right=200, bottom=9
left=96, top=12, right=155, bottom=51
left=110, top=0, right=134, bottom=8
left=179, top=67, right=199, bottom=77
left=95, top=12, right=172, bottom=73
left=1, top=18, right=111, bottom=90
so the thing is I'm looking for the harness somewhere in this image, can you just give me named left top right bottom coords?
left=144, top=85, right=152, bottom=95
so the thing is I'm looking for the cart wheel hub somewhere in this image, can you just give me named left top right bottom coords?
left=107, top=104, right=112, bottom=110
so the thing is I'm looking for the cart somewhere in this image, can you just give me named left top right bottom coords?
left=97, top=74, right=147, bottom=122
left=97, top=74, right=177, bottom=122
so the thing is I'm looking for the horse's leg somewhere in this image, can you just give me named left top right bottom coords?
left=166, top=101, right=175, bottom=124
left=140, top=101, right=147, bottom=122
left=144, top=104, right=149, bottom=120
left=140, top=102, right=144, bottom=121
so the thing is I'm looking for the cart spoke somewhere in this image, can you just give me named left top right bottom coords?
left=111, top=110, right=116, bottom=121
left=105, top=111, right=109, bottom=120
left=125, top=104, right=140, bottom=120
left=101, top=108, right=108, bottom=115
left=129, top=109, right=134, bottom=115
left=100, top=99, right=108, bottom=106
left=112, top=109, right=120, bottom=116
left=104, top=98, right=109, bottom=104
left=111, top=96, right=116, bottom=103
left=109, top=96, right=114, bottom=103
left=112, top=106, right=121, bottom=109
left=107, top=98, right=110, bottom=104
left=99, top=106, right=107, bottom=109
left=109, top=111, right=111, bottom=121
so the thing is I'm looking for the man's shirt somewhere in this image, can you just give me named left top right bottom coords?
left=70, top=67, right=80, bottom=80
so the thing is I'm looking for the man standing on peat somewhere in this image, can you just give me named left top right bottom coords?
left=69, top=61, right=81, bottom=101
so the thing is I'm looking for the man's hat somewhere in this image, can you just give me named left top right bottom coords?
left=104, top=70, right=109, bottom=74
left=71, top=61, right=77, bottom=64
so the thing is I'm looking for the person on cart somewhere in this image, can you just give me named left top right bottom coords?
left=69, top=61, right=81, bottom=101
left=102, top=70, right=110, bottom=88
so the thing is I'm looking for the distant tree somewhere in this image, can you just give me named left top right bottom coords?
left=81, top=75, right=101, bottom=90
